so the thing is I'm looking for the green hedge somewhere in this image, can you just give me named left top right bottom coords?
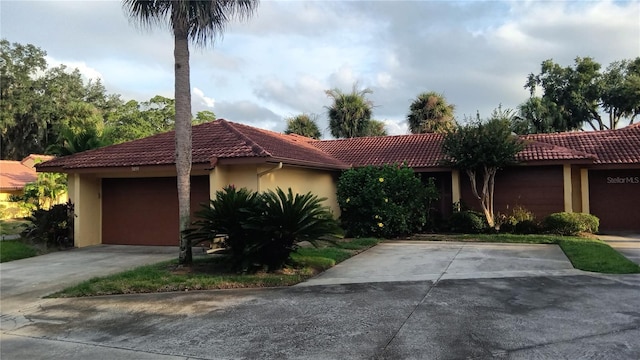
left=449, top=210, right=487, bottom=234
left=543, top=212, right=600, bottom=236
left=337, top=164, right=439, bottom=238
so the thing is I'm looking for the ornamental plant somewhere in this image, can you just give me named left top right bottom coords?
left=185, top=186, right=340, bottom=271
left=337, top=164, right=439, bottom=238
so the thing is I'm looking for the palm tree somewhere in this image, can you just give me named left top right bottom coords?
left=122, top=0, right=259, bottom=265
left=366, top=120, right=387, bottom=136
left=325, top=85, right=374, bottom=138
left=284, top=113, right=322, bottom=139
left=407, top=91, right=456, bottom=134
left=47, top=126, right=110, bottom=156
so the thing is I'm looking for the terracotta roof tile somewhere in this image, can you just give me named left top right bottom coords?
left=37, top=121, right=640, bottom=173
left=525, top=125, right=640, bottom=164
left=38, top=119, right=347, bottom=171
left=517, top=140, right=596, bottom=162
left=312, top=133, right=445, bottom=168
left=0, top=160, right=37, bottom=190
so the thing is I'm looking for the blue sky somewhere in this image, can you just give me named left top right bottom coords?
left=2, top=0, right=639, bottom=136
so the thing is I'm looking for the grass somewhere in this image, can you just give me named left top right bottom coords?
left=0, top=219, right=29, bottom=236
left=0, top=240, right=38, bottom=262
left=427, top=233, right=640, bottom=274
left=49, top=238, right=381, bottom=298
left=558, top=237, right=640, bottom=274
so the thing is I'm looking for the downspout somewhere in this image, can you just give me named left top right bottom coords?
left=257, top=162, right=283, bottom=192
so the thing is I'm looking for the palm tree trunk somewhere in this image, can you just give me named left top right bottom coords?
left=174, top=26, right=193, bottom=266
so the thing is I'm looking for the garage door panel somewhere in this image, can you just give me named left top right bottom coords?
left=589, top=170, right=640, bottom=232
left=103, top=176, right=209, bottom=246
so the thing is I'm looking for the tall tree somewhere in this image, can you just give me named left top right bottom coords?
left=365, top=120, right=387, bottom=136
left=47, top=126, right=110, bottom=156
left=1, top=40, right=124, bottom=159
left=407, top=91, right=456, bottom=134
left=325, top=85, right=374, bottom=138
left=523, top=56, right=640, bottom=131
left=442, top=111, right=524, bottom=228
left=122, top=0, right=259, bottom=265
left=284, top=113, right=322, bottom=139
left=193, top=110, right=217, bottom=124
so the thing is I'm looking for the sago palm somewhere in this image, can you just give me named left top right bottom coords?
left=122, top=0, right=259, bottom=265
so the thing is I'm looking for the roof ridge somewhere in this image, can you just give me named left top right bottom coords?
left=313, top=132, right=442, bottom=144
left=219, top=120, right=271, bottom=157
left=525, top=138, right=597, bottom=159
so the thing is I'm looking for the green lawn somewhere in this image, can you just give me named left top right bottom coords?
left=431, top=233, right=640, bottom=274
left=0, top=240, right=38, bottom=262
left=50, top=238, right=381, bottom=298
left=0, top=219, right=29, bottom=236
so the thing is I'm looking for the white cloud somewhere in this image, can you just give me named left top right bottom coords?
left=45, top=56, right=103, bottom=81
left=193, top=87, right=215, bottom=109
left=2, top=0, right=638, bottom=136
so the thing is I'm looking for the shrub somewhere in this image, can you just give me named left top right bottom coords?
left=22, top=201, right=74, bottom=247
left=497, top=205, right=537, bottom=234
left=185, top=186, right=261, bottom=262
left=186, top=186, right=340, bottom=271
left=543, top=212, right=600, bottom=236
left=337, top=164, right=439, bottom=238
left=448, top=210, right=486, bottom=234
left=514, top=219, right=541, bottom=234
left=245, top=188, right=341, bottom=270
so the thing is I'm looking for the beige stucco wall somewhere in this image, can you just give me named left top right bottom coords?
left=69, top=174, right=101, bottom=247
left=209, top=164, right=340, bottom=218
left=259, top=166, right=340, bottom=217
left=209, top=164, right=260, bottom=194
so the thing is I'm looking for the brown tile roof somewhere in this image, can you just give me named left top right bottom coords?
left=38, top=119, right=348, bottom=171
left=311, top=133, right=445, bottom=169
left=525, top=124, right=640, bottom=164
left=0, top=161, right=37, bottom=190
left=517, top=140, right=596, bottom=163
left=37, top=120, right=640, bottom=173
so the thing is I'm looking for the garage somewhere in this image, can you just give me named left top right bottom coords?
left=102, top=176, right=210, bottom=246
left=589, top=169, right=640, bottom=233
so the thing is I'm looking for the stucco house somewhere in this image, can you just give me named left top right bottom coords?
left=0, top=154, right=55, bottom=219
left=37, top=120, right=640, bottom=247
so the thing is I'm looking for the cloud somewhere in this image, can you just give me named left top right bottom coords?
left=2, top=0, right=638, bottom=138
left=193, top=87, right=215, bottom=110
left=45, top=56, right=103, bottom=81
left=214, top=100, right=282, bottom=131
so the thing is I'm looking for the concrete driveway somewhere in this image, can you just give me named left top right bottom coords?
left=1, top=242, right=639, bottom=359
left=1, top=245, right=177, bottom=314
left=600, top=234, right=640, bottom=264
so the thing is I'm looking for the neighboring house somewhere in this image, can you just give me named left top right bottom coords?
left=0, top=154, right=55, bottom=219
left=37, top=120, right=640, bottom=247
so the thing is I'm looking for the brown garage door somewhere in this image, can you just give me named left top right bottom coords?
left=589, top=169, right=640, bottom=232
left=102, top=176, right=210, bottom=246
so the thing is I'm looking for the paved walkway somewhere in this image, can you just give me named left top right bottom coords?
left=599, top=234, right=640, bottom=264
left=0, top=245, right=178, bottom=315
left=1, top=242, right=639, bottom=359
left=300, top=241, right=585, bottom=286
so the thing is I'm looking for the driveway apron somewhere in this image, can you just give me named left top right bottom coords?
left=299, top=241, right=584, bottom=286
left=2, top=241, right=639, bottom=359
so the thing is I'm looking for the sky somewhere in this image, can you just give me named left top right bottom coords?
left=1, top=0, right=639, bottom=137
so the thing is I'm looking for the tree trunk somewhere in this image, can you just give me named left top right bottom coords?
left=466, top=167, right=496, bottom=228
left=174, top=25, right=193, bottom=266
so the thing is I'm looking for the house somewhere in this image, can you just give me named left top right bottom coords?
left=37, top=120, right=640, bottom=247
left=0, top=154, right=55, bottom=219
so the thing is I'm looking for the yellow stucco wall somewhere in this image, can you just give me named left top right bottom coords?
left=69, top=174, right=101, bottom=247
left=259, top=165, right=340, bottom=217
left=209, top=164, right=340, bottom=218
left=571, top=166, right=583, bottom=213
left=562, top=164, right=573, bottom=212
